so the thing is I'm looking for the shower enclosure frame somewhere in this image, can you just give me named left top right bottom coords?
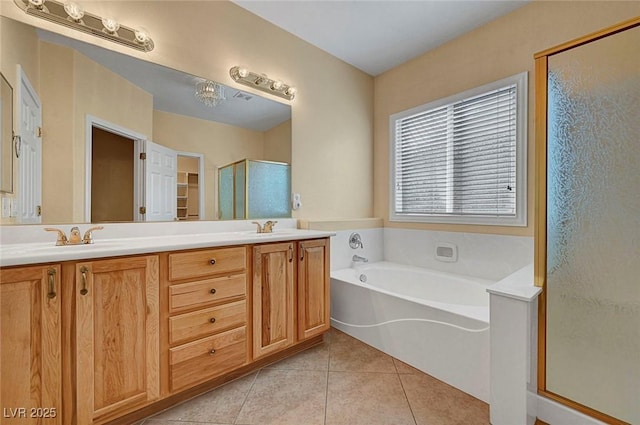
left=534, top=16, right=640, bottom=425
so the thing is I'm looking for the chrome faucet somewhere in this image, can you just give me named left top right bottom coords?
left=45, top=226, right=104, bottom=246
left=352, top=254, right=369, bottom=263
left=252, top=220, right=277, bottom=233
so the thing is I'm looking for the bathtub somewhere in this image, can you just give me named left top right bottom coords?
left=330, top=261, right=493, bottom=402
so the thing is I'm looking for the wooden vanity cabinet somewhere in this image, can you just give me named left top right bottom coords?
left=0, top=265, right=62, bottom=425
left=165, top=246, right=249, bottom=393
left=74, top=256, right=160, bottom=425
left=297, top=239, right=330, bottom=340
left=0, top=237, right=330, bottom=425
left=252, top=242, right=296, bottom=359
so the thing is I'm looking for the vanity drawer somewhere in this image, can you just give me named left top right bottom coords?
left=169, top=300, right=246, bottom=345
left=169, top=247, right=246, bottom=281
left=170, top=326, right=247, bottom=391
left=169, top=273, right=246, bottom=312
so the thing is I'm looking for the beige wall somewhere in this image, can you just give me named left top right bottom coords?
left=0, top=15, right=39, bottom=224
left=374, top=1, right=640, bottom=236
left=1, top=0, right=374, bottom=222
left=264, top=119, right=291, bottom=164
left=153, top=110, right=265, bottom=220
left=40, top=42, right=74, bottom=223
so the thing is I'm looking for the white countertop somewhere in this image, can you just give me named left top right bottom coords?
left=486, top=263, right=542, bottom=302
left=0, top=228, right=334, bottom=267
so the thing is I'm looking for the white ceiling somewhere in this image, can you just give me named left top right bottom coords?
left=232, top=0, right=529, bottom=76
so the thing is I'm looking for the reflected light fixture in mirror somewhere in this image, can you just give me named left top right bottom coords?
left=230, top=66, right=296, bottom=100
left=14, top=0, right=154, bottom=51
left=195, top=80, right=226, bottom=107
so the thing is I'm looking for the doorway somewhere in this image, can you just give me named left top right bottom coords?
left=91, top=127, right=135, bottom=222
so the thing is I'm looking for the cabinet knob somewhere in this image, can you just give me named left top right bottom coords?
left=210, top=317, right=216, bottom=324
left=210, top=288, right=217, bottom=295
left=209, top=349, right=216, bottom=356
left=209, top=259, right=216, bottom=265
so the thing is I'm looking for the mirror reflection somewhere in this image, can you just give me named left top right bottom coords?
left=0, top=16, right=292, bottom=225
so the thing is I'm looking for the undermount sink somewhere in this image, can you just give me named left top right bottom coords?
left=239, top=229, right=298, bottom=236
left=0, top=240, right=125, bottom=256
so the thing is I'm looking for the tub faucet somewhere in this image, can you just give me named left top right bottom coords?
left=352, top=254, right=369, bottom=263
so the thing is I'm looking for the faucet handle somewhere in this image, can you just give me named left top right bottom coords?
left=252, top=221, right=263, bottom=233
left=44, top=228, right=69, bottom=246
left=349, top=232, right=364, bottom=249
left=82, top=226, right=104, bottom=244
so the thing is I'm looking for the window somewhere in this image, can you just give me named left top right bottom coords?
left=390, top=72, right=527, bottom=226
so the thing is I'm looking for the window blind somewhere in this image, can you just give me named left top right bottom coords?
left=394, top=84, right=517, bottom=218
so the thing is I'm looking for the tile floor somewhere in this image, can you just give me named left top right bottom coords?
left=142, top=328, right=489, bottom=425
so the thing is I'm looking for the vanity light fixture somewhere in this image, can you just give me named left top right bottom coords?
left=13, top=0, right=154, bottom=52
left=195, top=80, right=226, bottom=107
left=229, top=66, right=296, bottom=100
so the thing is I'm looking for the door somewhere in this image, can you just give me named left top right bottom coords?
left=252, top=242, right=295, bottom=359
left=144, top=140, right=177, bottom=221
left=0, top=265, right=61, bottom=425
left=537, top=20, right=640, bottom=425
left=75, top=256, right=159, bottom=423
left=16, top=66, right=42, bottom=223
left=297, top=239, right=330, bottom=340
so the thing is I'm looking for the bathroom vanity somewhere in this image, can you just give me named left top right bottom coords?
left=0, top=228, right=331, bottom=425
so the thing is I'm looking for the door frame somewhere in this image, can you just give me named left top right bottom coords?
left=84, top=115, right=147, bottom=222
left=177, top=151, right=205, bottom=220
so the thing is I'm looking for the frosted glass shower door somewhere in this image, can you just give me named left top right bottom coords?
left=544, top=25, right=639, bottom=424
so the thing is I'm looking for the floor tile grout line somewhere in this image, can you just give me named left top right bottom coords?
left=397, top=373, right=419, bottom=425
left=232, top=369, right=260, bottom=425
left=324, top=332, right=332, bottom=425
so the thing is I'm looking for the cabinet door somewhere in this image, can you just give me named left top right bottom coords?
left=252, top=242, right=295, bottom=359
left=1, top=265, right=61, bottom=425
left=297, top=239, right=330, bottom=340
left=75, top=256, right=159, bottom=424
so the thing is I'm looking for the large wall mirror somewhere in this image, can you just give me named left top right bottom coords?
left=0, top=72, right=13, bottom=194
left=0, top=15, right=292, bottom=225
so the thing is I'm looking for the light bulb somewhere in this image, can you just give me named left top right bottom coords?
left=285, top=87, right=297, bottom=98
left=27, top=0, right=45, bottom=9
left=134, top=28, right=150, bottom=44
left=238, top=67, right=249, bottom=78
left=271, top=80, right=284, bottom=91
left=102, top=17, right=120, bottom=34
left=63, top=1, right=84, bottom=21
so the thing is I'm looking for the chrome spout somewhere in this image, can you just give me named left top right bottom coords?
left=352, top=254, right=369, bottom=263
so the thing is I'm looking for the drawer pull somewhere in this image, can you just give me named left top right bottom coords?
left=210, top=288, right=217, bottom=295
left=47, top=268, right=57, bottom=299
left=209, top=258, right=216, bottom=265
left=80, top=266, right=89, bottom=295
left=209, top=349, right=216, bottom=356
left=209, top=317, right=216, bottom=324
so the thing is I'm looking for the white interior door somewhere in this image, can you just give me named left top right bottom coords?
left=16, top=65, right=42, bottom=224
left=144, top=140, right=177, bottom=221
